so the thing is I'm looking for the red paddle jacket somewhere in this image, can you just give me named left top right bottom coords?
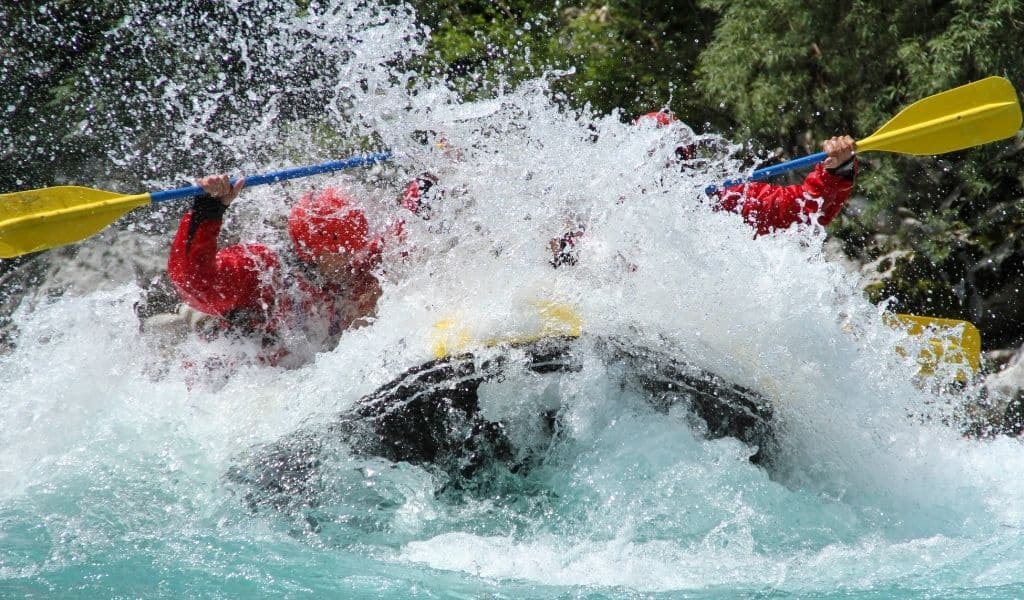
left=714, top=158, right=859, bottom=236
left=167, top=199, right=365, bottom=367
left=547, top=158, right=860, bottom=268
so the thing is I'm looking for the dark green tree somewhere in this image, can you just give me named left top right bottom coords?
left=403, top=0, right=720, bottom=124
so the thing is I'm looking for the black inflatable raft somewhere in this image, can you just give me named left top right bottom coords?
left=226, top=335, right=776, bottom=509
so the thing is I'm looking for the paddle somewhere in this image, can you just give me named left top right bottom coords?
left=0, top=151, right=392, bottom=259
left=891, top=313, right=981, bottom=381
left=707, top=76, right=1022, bottom=193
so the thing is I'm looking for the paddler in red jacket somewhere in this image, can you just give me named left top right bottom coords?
left=638, top=110, right=859, bottom=236
left=549, top=113, right=858, bottom=268
left=713, top=136, right=857, bottom=236
left=167, top=174, right=383, bottom=368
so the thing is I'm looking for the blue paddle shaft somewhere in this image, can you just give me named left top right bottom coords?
left=704, top=151, right=827, bottom=195
left=149, top=152, right=393, bottom=203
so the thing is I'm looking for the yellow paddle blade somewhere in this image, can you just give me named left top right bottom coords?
left=0, top=186, right=151, bottom=258
left=888, top=313, right=981, bottom=381
left=859, top=76, right=1022, bottom=156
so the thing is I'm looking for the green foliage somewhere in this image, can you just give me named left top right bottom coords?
left=863, top=252, right=966, bottom=319
left=697, top=0, right=950, bottom=151
left=552, top=1, right=719, bottom=125
left=399, top=0, right=563, bottom=97
left=402, top=0, right=719, bottom=124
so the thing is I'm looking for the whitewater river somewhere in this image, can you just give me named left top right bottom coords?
left=3, top=2, right=1024, bottom=598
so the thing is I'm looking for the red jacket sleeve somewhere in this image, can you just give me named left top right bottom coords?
left=167, top=208, right=279, bottom=317
left=715, top=160, right=858, bottom=236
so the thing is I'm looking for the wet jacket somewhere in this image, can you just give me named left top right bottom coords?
left=167, top=198, right=352, bottom=366
left=715, top=158, right=858, bottom=236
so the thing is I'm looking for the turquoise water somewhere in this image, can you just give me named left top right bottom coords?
left=4, top=2, right=1024, bottom=598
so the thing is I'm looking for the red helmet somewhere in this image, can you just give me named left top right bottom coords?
left=288, top=188, right=371, bottom=262
left=636, top=110, right=696, bottom=160
left=635, top=110, right=677, bottom=127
